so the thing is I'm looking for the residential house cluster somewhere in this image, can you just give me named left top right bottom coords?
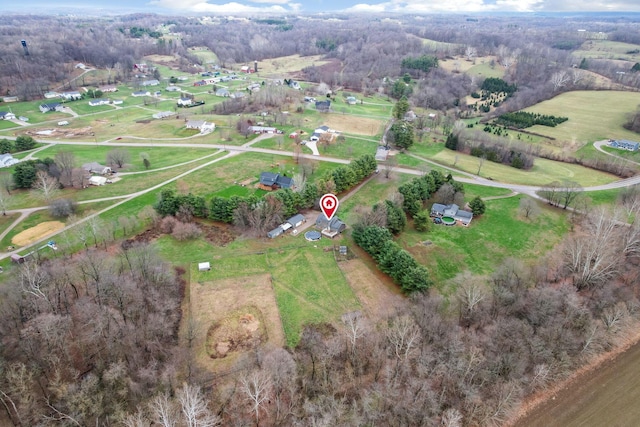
left=430, top=203, right=473, bottom=226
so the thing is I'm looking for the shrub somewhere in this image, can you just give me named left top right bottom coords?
left=160, top=216, right=178, bottom=234
left=49, top=198, right=77, bottom=218
left=172, top=222, right=202, bottom=241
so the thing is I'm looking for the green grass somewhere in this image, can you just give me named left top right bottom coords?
left=466, top=61, right=505, bottom=79
left=521, top=91, right=640, bottom=144
left=35, top=144, right=218, bottom=173
left=574, top=40, right=640, bottom=62
left=430, top=149, right=618, bottom=186
left=162, top=237, right=360, bottom=347
left=399, top=195, right=570, bottom=285
left=0, top=213, right=20, bottom=236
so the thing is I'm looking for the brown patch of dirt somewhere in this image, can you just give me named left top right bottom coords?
left=205, top=306, right=266, bottom=359
left=122, top=220, right=236, bottom=248
left=12, top=221, right=65, bottom=246
left=293, top=58, right=342, bottom=80
left=26, top=126, right=95, bottom=138
left=321, top=114, right=383, bottom=136
left=338, top=257, right=407, bottom=321
left=187, top=273, right=285, bottom=373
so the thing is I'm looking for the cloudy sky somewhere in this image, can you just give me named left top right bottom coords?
left=4, top=0, right=640, bottom=14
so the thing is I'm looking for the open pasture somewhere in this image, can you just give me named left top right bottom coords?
left=522, top=90, right=640, bottom=145
left=575, top=40, right=640, bottom=62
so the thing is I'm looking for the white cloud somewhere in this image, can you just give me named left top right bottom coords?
left=344, top=2, right=388, bottom=12
left=149, top=0, right=292, bottom=12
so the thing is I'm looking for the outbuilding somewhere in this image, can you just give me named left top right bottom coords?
left=198, top=262, right=211, bottom=271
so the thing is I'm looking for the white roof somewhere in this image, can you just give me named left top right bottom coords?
left=198, top=262, right=211, bottom=271
left=89, top=176, right=107, bottom=185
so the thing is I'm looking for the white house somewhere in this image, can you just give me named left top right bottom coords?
left=177, top=97, right=193, bottom=107
left=60, top=91, right=82, bottom=101
left=99, top=85, right=118, bottom=93
left=0, top=112, right=16, bottom=120
left=153, top=111, right=175, bottom=119
left=44, top=91, right=60, bottom=99
left=141, top=79, right=160, bottom=86
left=132, top=91, right=150, bottom=97
left=186, top=120, right=215, bottom=133
left=166, top=85, right=180, bottom=92
left=0, top=154, right=19, bottom=168
left=40, top=103, right=64, bottom=113
left=88, top=99, right=110, bottom=107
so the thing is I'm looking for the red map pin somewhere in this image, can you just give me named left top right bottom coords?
left=320, top=193, right=339, bottom=221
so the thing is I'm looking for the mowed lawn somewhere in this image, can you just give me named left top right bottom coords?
left=401, top=195, right=569, bottom=285
left=522, top=91, right=640, bottom=144
left=175, top=240, right=361, bottom=347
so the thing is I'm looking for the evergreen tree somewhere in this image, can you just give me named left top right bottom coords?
left=393, top=96, right=410, bottom=119
left=469, top=196, right=486, bottom=216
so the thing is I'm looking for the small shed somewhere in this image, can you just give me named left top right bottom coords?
left=10, top=254, right=27, bottom=263
left=198, top=262, right=211, bottom=271
left=287, top=214, right=305, bottom=228
left=267, top=226, right=284, bottom=239
left=88, top=176, right=107, bottom=186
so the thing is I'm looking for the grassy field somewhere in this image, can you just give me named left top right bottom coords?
left=167, top=238, right=361, bottom=347
left=430, top=149, right=618, bottom=186
left=574, top=40, right=640, bottom=62
left=419, top=37, right=462, bottom=53
left=522, top=91, right=640, bottom=144
left=35, top=144, right=217, bottom=172
left=188, top=47, right=219, bottom=64
left=400, top=195, right=569, bottom=285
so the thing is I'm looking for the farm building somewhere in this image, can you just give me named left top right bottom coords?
left=315, top=213, right=346, bottom=238
left=2, top=97, right=18, bottom=103
left=166, top=85, right=180, bottom=92
left=258, top=172, right=294, bottom=191
left=430, top=203, right=473, bottom=226
left=0, top=112, right=16, bottom=120
left=198, top=262, right=211, bottom=271
left=44, top=91, right=60, bottom=99
left=10, top=254, right=31, bottom=263
left=215, top=88, right=230, bottom=97
left=141, top=79, right=160, bottom=86
left=287, top=214, right=306, bottom=228
left=315, top=100, right=331, bottom=112
left=100, top=85, right=118, bottom=93
left=132, top=91, right=150, bottom=97
left=609, top=139, right=639, bottom=151
left=82, top=162, right=112, bottom=175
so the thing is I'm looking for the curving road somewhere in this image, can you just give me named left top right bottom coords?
left=2, top=135, right=639, bottom=261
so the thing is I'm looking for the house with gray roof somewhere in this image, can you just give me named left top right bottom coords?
left=0, top=154, right=19, bottom=168
left=287, top=214, right=306, bottom=228
left=315, top=213, right=346, bottom=238
left=39, top=103, right=64, bottom=113
left=258, top=172, right=294, bottom=191
left=430, top=203, right=473, bottom=226
left=609, top=139, right=639, bottom=151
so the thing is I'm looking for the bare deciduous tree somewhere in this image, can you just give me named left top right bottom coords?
left=32, top=170, right=59, bottom=201
left=550, top=70, right=569, bottom=91
left=177, top=383, right=220, bottom=427
left=518, top=197, right=540, bottom=219
left=241, top=370, right=272, bottom=426
left=106, top=148, right=131, bottom=168
left=386, top=315, right=421, bottom=360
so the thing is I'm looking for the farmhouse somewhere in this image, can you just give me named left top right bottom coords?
left=0, top=112, right=16, bottom=120
left=141, top=79, right=160, bottom=86
left=60, top=91, right=82, bottom=101
left=153, top=111, right=175, bottom=119
left=430, top=203, right=473, bottom=226
left=82, top=162, right=112, bottom=175
left=39, top=103, right=64, bottom=113
left=88, top=99, right=110, bottom=107
left=258, top=172, right=294, bottom=191
left=310, top=125, right=336, bottom=142
left=609, top=139, right=639, bottom=151
left=315, top=213, right=346, bottom=238
left=0, top=154, right=19, bottom=168
left=166, top=85, right=180, bottom=92
left=132, top=91, right=150, bottom=97
left=177, top=97, right=193, bottom=107
left=215, top=88, right=230, bottom=97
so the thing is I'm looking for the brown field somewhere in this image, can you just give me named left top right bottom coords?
left=12, top=221, right=65, bottom=246
left=256, top=54, right=331, bottom=77
left=322, top=114, right=383, bottom=136
left=188, top=273, right=285, bottom=373
left=338, top=258, right=407, bottom=320
left=144, top=54, right=180, bottom=64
